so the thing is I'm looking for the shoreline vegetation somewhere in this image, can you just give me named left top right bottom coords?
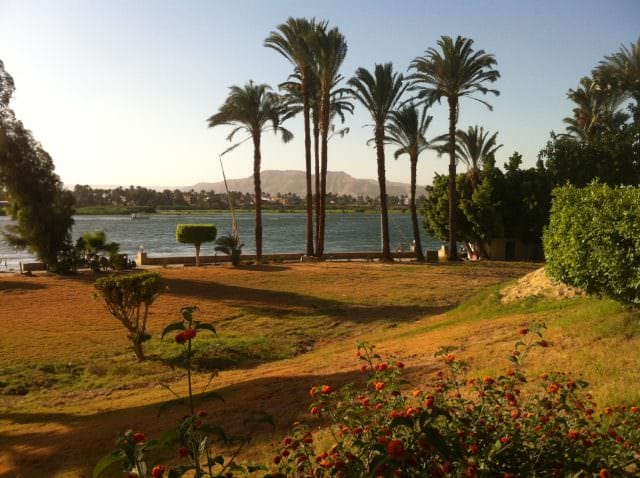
left=73, top=205, right=413, bottom=215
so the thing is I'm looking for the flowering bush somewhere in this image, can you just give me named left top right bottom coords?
left=270, top=323, right=640, bottom=477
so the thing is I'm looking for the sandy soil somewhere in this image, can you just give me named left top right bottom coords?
left=499, top=267, right=585, bottom=304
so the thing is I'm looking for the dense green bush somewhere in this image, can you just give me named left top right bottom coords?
left=76, top=230, right=121, bottom=272
left=544, top=182, right=640, bottom=306
left=176, top=224, right=217, bottom=266
left=94, top=272, right=163, bottom=361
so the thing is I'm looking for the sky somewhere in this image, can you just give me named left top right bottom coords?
left=0, top=0, right=638, bottom=189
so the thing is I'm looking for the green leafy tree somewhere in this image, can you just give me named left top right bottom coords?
left=348, top=63, right=408, bottom=261
left=410, top=36, right=500, bottom=260
left=207, top=81, right=293, bottom=261
left=176, top=224, right=217, bottom=266
left=94, top=272, right=163, bottom=361
left=0, top=59, right=75, bottom=271
left=76, top=230, right=121, bottom=272
left=386, top=104, right=434, bottom=261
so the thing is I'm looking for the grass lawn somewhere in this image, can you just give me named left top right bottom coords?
left=0, top=260, right=638, bottom=477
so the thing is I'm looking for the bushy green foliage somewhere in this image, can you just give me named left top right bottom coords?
left=544, top=182, right=640, bottom=306
left=176, top=224, right=217, bottom=266
left=94, top=272, right=163, bottom=360
left=0, top=60, right=75, bottom=271
left=76, top=230, right=121, bottom=272
left=214, top=234, right=244, bottom=266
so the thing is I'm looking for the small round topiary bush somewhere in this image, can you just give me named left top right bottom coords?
left=176, top=224, right=217, bottom=266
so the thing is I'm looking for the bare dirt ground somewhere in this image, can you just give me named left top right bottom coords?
left=499, top=266, right=585, bottom=303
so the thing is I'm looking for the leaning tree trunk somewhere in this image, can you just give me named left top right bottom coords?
left=252, top=134, right=263, bottom=261
left=132, top=340, right=145, bottom=362
left=447, top=97, right=458, bottom=260
left=410, top=155, right=424, bottom=262
left=195, top=243, right=201, bottom=267
left=376, top=126, right=393, bottom=262
left=313, top=121, right=321, bottom=255
left=302, top=80, right=314, bottom=257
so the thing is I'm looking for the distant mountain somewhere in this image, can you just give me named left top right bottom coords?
left=191, top=170, right=416, bottom=197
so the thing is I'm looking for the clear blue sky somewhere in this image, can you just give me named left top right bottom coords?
left=1, top=0, right=638, bottom=188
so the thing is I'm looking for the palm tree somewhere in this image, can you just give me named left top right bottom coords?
left=207, top=81, right=292, bottom=261
left=265, top=18, right=323, bottom=257
left=311, top=26, right=348, bottom=257
left=386, top=104, right=434, bottom=262
left=562, top=77, right=629, bottom=142
left=348, top=63, right=408, bottom=262
left=409, top=35, right=500, bottom=260
left=451, top=125, right=503, bottom=188
left=593, top=37, right=639, bottom=121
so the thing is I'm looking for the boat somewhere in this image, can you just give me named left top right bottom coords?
left=131, top=213, right=150, bottom=220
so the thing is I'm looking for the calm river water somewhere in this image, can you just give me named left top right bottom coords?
left=0, top=213, right=440, bottom=270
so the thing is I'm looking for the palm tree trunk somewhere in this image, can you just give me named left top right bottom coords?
left=318, top=93, right=330, bottom=258
left=302, top=81, right=314, bottom=257
left=410, top=155, right=424, bottom=262
left=376, top=126, right=393, bottom=262
left=447, top=97, right=458, bottom=260
left=252, top=133, right=262, bottom=261
left=313, top=122, right=320, bottom=255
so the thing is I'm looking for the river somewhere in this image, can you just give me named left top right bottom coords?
left=0, top=213, right=441, bottom=270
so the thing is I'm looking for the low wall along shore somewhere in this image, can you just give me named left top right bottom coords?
left=136, top=250, right=439, bottom=266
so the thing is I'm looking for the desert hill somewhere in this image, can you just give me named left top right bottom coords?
left=190, top=170, right=416, bottom=197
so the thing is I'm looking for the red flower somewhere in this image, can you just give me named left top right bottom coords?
left=281, top=449, right=290, bottom=457
left=568, top=430, right=579, bottom=440
left=374, top=382, right=385, bottom=391
left=599, top=469, right=610, bottom=478
left=468, top=443, right=478, bottom=454
left=183, top=327, right=196, bottom=340
left=175, top=332, right=186, bottom=344
left=321, top=385, right=333, bottom=394
left=630, top=406, right=639, bottom=414
left=133, top=432, right=145, bottom=444
left=386, top=439, right=404, bottom=459
left=396, top=361, right=405, bottom=369
left=483, top=376, right=494, bottom=385
left=445, top=353, right=456, bottom=363
left=360, top=364, right=368, bottom=373
left=500, top=436, right=511, bottom=445
left=151, top=465, right=165, bottom=478
left=425, top=395, right=434, bottom=408
left=273, top=455, right=281, bottom=465
left=177, top=446, right=189, bottom=458
left=196, top=409, right=207, bottom=418
left=547, top=383, right=560, bottom=394
left=310, top=406, right=319, bottom=415
left=309, top=386, right=317, bottom=397
left=518, top=328, right=529, bottom=335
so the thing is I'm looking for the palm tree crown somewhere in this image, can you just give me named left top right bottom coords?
left=453, top=126, right=503, bottom=179
left=408, top=35, right=500, bottom=109
left=207, top=81, right=292, bottom=142
left=562, top=77, right=629, bottom=142
left=386, top=105, right=433, bottom=159
left=593, top=37, right=640, bottom=104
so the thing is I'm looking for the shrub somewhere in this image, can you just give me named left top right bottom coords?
left=544, top=182, right=640, bottom=306
left=214, top=234, right=244, bottom=266
left=272, top=325, right=640, bottom=477
left=94, top=272, right=163, bottom=361
left=76, top=230, right=121, bottom=272
left=176, top=224, right=217, bottom=266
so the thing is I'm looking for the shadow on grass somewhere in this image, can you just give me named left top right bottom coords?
left=0, top=280, right=47, bottom=292
left=0, top=364, right=432, bottom=478
left=163, top=277, right=454, bottom=325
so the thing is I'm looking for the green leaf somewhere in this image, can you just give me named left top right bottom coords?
left=92, top=450, right=125, bottom=478
left=161, top=321, right=185, bottom=339
left=194, top=322, right=216, bottom=335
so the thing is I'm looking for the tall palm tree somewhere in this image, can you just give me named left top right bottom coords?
left=279, top=72, right=353, bottom=254
left=409, top=35, right=500, bottom=260
left=311, top=26, right=348, bottom=257
left=349, top=63, right=408, bottom=262
left=207, top=81, right=292, bottom=261
left=265, top=18, right=324, bottom=257
left=386, top=104, right=433, bottom=262
left=562, top=77, right=628, bottom=142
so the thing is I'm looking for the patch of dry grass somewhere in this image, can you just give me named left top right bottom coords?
left=3, top=260, right=638, bottom=477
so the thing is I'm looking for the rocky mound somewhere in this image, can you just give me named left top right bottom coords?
left=500, top=267, right=585, bottom=304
